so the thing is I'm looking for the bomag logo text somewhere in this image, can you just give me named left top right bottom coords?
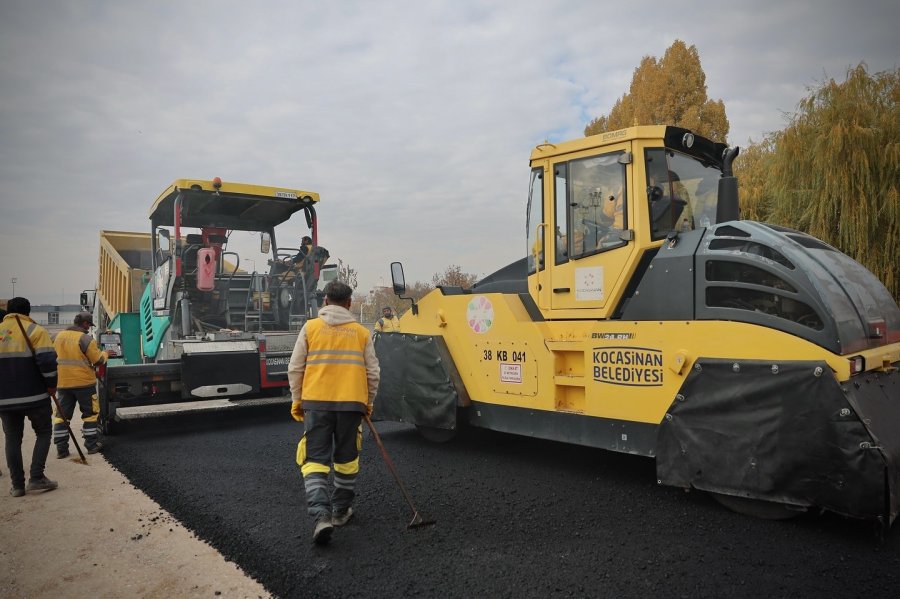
left=593, top=346, right=664, bottom=387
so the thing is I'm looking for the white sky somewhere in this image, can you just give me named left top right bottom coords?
left=1, top=0, right=897, bottom=305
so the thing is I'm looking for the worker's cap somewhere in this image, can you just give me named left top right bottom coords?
left=382, top=306, right=392, bottom=312
left=74, top=311, right=94, bottom=326
left=301, top=236, right=313, bottom=244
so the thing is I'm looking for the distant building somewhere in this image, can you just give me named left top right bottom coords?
left=31, top=304, right=83, bottom=337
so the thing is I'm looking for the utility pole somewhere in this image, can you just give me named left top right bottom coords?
left=11, top=277, right=16, bottom=297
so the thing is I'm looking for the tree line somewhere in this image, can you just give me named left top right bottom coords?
left=351, top=264, right=478, bottom=323
left=585, top=41, right=898, bottom=301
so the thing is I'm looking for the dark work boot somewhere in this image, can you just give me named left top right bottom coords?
left=312, top=513, right=334, bottom=545
left=57, top=446, right=70, bottom=459
left=25, top=477, right=58, bottom=492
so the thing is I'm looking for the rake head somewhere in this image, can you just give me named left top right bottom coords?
left=407, top=511, right=436, bottom=529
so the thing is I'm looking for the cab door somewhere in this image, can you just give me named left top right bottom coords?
left=549, top=145, right=636, bottom=314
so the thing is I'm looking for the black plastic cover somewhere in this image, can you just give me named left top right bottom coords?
left=657, top=358, right=899, bottom=524
left=371, top=334, right=463, bottom=430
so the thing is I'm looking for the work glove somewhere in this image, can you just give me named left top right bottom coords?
left=47, top=387, right=57, bottom=396
left=366, top=403, right=373, bottom=418
left=290, top=400, right=304, bottom=422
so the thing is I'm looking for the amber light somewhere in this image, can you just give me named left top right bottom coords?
left=212, top=177, right=222, bottom=190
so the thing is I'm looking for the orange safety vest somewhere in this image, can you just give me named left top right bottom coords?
left=301, top=318, right=370, bottom=411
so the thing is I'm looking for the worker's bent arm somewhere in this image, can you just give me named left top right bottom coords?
left=287, top=325, right=310, bottom=403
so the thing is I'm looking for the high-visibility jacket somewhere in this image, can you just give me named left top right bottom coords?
left=288, top=305, right=380, bottom=413
left=0, top=314, right=57, bottom=411
left=54, top=326, right=107, bottom=389
left=374, top=315, right=400, bottom=333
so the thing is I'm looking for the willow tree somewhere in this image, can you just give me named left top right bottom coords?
left=766, top=64, right=899, bottom=300
left=733, top=136, right=776, bottom=222
left=585, top=40, right=730, bottom=143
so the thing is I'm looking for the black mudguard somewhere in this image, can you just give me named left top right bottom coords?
left=372, top=333, right=466, bottom=430
left=657, top=358, right=899, bottom=525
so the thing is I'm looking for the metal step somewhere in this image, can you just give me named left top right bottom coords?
left=115, top=395, right=291, bottom=420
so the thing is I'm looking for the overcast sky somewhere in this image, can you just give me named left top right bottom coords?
left=1, top=0, right=897, bottom=307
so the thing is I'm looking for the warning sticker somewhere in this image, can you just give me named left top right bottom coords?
left=499, top=363, right=522, bottom=384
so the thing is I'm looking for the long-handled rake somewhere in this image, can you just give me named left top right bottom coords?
left=363, top=414, right=435, bottom=529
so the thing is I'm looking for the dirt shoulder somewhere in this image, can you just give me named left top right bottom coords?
left=0, top=418, right=270, bottom=598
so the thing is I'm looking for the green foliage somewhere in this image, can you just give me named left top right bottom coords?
left=585, top=40, right=730, bottom=142
left=737, top=64, right=899, bottom=301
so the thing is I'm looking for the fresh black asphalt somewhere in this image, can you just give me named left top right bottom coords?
left=103, top=405, right=899, bottom=598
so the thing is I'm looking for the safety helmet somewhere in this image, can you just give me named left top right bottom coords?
left=74, top=311, right=94, bottom=326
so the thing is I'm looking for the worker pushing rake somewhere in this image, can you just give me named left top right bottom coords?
left=287, top=281, right=434, bottom=546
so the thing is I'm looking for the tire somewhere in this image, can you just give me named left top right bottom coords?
left=415, top=425, right=457, bottom=443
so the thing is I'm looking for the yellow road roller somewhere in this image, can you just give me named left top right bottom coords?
left=374, top=125, right=900, bottom=526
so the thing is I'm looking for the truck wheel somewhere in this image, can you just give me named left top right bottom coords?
left=415, top=425, right=456, bottom=443
left=710, top=492, right=806, bottom=520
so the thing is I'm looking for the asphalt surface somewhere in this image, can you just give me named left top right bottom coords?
left=103, top=405, right=899, bottom=599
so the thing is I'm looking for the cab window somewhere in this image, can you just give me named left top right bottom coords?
left=554, top=163, right=568, bottom=265
left=646, top=148, right=721, bottom=240
left=566, top=152, right=627, bottom=260
left=526, top=168, right=544, bottom=274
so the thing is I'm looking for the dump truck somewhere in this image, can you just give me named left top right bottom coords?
left=90, top=178, right=335, bottom=432
left=375, top=125, right=900, bottom=526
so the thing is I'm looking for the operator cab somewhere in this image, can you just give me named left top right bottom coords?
left=147, top=178, right=326, bottom=336
left=526, top=126, right=735, bottom=318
